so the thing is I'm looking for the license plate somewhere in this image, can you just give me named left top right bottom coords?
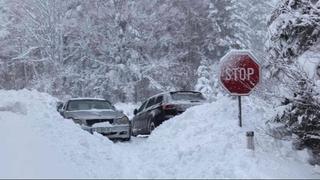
left=94, top=127, right=111, bottom=133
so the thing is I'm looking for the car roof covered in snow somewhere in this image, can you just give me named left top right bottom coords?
left=147, top=90, right=203, bottom=99
left=68, top=97, right=108, bottom=101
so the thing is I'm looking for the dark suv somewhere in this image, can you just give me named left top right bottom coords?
left=131, top=91, right=206, bottom=136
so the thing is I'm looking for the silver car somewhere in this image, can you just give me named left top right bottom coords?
left=58, top=98, right=131, bottom=141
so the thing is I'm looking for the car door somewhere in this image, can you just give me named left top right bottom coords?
left=153, top=95, right=164, bottom=125
left=60, top=101, right=68, bottom=117
left=132, top=100, right=148, bottom=133
left=142, top=97, right=157, bottom=130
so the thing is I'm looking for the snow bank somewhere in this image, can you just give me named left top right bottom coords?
left=0, top=89, right=122, bottom=178
left=114, top=102, right=138, bottom=120
left=133, top=96, right=319, bottom=178
left=0, top=89, right=318, bottom=178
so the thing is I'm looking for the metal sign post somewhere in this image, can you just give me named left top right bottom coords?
left=238, top=96, right=242, bottom=127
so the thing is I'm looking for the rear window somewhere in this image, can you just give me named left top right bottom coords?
left=170, top=92, right=205, bottom=102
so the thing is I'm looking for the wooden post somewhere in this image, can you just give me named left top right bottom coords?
left=238, top=96, right=242, bottom=127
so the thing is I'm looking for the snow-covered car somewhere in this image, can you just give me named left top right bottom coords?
left=131, top=91, right=206, bottom=136
left=59, top=98, right=131, bottom=141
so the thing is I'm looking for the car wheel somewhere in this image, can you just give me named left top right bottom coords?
left=132, top=132, right=137, bottom=137
left=131, top=122, right=137, bottom=137
left=125, top=124, right=132, bottom=141
left=148, top=121, right=155, bottom=134
left=123, top=136, right=131, bottom=141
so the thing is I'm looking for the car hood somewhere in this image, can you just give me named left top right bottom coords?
left=64, top=109, right=124, bottom=120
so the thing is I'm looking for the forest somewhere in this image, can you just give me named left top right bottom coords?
left=0, top=0, right=275, bottom=102
left=0, top=0, right=320, bottom=164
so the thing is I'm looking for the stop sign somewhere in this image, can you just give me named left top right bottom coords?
left=219, top=50, right=260, bottom=96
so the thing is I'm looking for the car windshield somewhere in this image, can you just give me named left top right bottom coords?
left=67, top=100, right=114, bottom=111
left=170, top=92, right=205, bottom=102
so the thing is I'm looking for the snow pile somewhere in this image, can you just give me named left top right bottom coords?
left=135, top=96, right=319, bottom=178
left=0, top=89, right=319, bottom=178
left=0, top=89, right=123, bottom=178
left=114, top=102, right=138, bottom=120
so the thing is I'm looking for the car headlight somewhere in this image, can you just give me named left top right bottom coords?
left=68, top=117, right=82, bottom=125
left=116, top=116, right=129, bottom=124
left=74, top=119, right=83, bottom=125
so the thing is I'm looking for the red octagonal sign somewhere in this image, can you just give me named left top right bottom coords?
left=219, top=50, right=261, bottom=96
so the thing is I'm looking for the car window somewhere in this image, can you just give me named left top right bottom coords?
left=145, top=97, right=156, bottom=109
left=138, top=100, right=148, bottom=112
left=67, top=100, right=114, bottom=111
left=155, top=95, right=163, bottom=105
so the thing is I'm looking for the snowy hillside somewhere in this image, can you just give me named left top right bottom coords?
left=0, top=90, right=319, bottom=178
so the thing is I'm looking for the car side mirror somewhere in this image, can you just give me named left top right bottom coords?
left=56, top=102, right=63, bottom=111
left=133, top=109, right=138, bottom=115
left=58, top=108, right=64, bottom=116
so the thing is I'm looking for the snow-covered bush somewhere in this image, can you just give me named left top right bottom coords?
left=268, top=0, right=320, bottom=65
left=267, top=0, right=320, bottom=164
left=274, top=82, right=320, bottom=164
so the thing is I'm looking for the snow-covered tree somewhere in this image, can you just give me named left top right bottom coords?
left=267, top=0, right=320, bottom=76
left=195, top=55, right=214, bottom=99
left=235, top=0, right=275, bottom=58
left=267, top=0, right=320, bottom=164
left=206, top=0, right=250, bottom=57
left=0, top=0, right=276, bottom=103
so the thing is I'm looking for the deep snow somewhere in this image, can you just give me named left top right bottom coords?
left=0, top=89, right=319, bottom=178
left=114, top=102, right=137, bottom=120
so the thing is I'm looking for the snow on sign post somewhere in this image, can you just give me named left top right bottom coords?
left=219, top=50, right=261, bottom=127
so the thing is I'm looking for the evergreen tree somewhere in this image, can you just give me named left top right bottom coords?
left=195, top=56, right=213, bottom=99
left=267, top=0, right=320, bottom=164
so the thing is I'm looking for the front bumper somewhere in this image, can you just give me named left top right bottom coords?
left=82, top=124, right=130, bottom=139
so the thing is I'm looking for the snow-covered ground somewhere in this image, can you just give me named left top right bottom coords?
left=114, top=102, right=138, bottom=120
left=0, top=89, right=319, bottom=178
